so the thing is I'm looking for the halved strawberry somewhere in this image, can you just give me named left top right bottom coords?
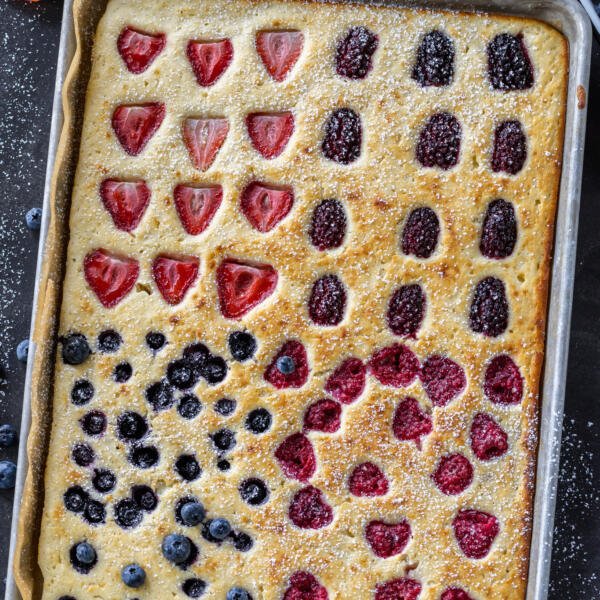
left=256, top=31, right=304, bottom=82
left=182, top=117, right=229, bottom=171
left=100, top=179, right=151, bottom=232
left=174, top=184, right=223, bottom=235
left=187, top=39, right=233, bottom=87
left=216, top=258, right=278, bottom=319
left=152, top=255, right=199, bottom=305
left=84, top=249, right=139, bottom=308
left=240, top=181, right=294, bottom=233
left=112, top=103, right=165, bottom=156
left=117, top=27, right=166, bottom=74
left=246, top=112, right=294, bottom=159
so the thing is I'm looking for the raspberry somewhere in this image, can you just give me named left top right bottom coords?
left=308, top=274, right=347, bottom=326
left=365, top=519, right=411, bottom=558
left=309, top=199, right=347, bottom=251
left=348, top=462, right=389, bottom=497
left=304, top=399, right=342, bottom=433
left=368, top=344, right=420, bottom=388
left=487, top=33, right=534, bottom=91
left=416, top=112, right=461, bottom=170
left=420, top=355, right=466, bottom=407
left=470, top=413, right=508, bottom=461
left=275, top=433, right=317, bottom=482
left=283, top=571, right=328, bottom=600
left=289, top=486, right=333, bottom=529
left=452, top=509, right=499, bottom=559
left=411, top=30, right=455, bottom=87
left=387, top=284, right=426, bottom=337
left=479, top=198, right=517, bottom=259
left=491, top=121, right=527, bottom=175
left=469, top=277, right=509, bottom=337
left=432, top=453, right=473, bottom=495
left=392, top=397, right=432, bottom=447
left=322, top=108, right=362, bottom=165
left=324, top=357, right=366, bottom=404
left=484, top=354, right=523, bottom=405
left=335, top=26, right=379, bottom=80
left=375, top=578, right=422, bottom=600
left=401, top=207, right=440, bottom=259
left=264, top=340, right=309, bottom=389
left=441, top=588, right=474, bottom=600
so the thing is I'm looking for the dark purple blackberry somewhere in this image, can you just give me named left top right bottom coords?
left=64, top=485, right=88, bottom=513
left=322, top=108, right=362, bottom=165
left=175, top=454, right=202, bottom=481
left=92, top=468, right=116, bottom=493
left=228, top=331, right=257, bottom=362
left=210, top=428, right=236, bottom=453
left=113, top=361, right=133, bottom=383
left=70, top=542, right=97, bottom=574
left=83, top=499, right=106, bottom=525
left=245, top=408, right=272, bottom=434
left=231, top=531, right=254, bottom=552
left=308, top=274, right=347, bottom=326
left=309, top=199, right=347, bottom=251
left=167, top=359, right=198, bottom=390
left=487, top=33, right=534, bottom=91
left=146, top=331, right=166, bottom=351
left=491, top=120, right=527, bottom=175
left=80, top=410, right=107, bottom=437
left=416, top=112, right=461, bottom=170
left=72, top=442, right=95, bottom=467
left=199, top=356, right=228, bottom=385
left=239, top=478, right=269, bottom=506
left=214, top=398, right=236, bottom=416
left=117, top=411, right=148, bottom=442
left=178, top=394, right=202, bottom=420
left=114, top=498, right=143, bottom=528
left=335, top=26, right=379, bottom=79
left=132, top=485, right=158, bottom=511
left=412, top=30, right=455, bottom=87
left=182, top=578, right=207, bottom=598
left=71, top=379, right=94, bottom=406
left=401, top=207, right=440, bottom=259
left=480, top=199, right=517, bottom=259
left=145, top=380, right=175, bottom=411
left=61, top=333, right=91, bottom=366
left=97, top=329, right=122, bottom=353
left=387, top=284, right=426, bottom=337
left=128, top=444, right=160, bottom=469
left=469, top=276, right=509, bottom=337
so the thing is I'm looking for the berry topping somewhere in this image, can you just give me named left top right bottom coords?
left=0, top=461, right=16, bottom=490
left=245, top=408, right=272, bottom=433
left=470, top=413, right=509, bottom=461
left=275, top=433, right=316, bottom=481
left=208, top=517, right=232, bottom=540
left=128, top=444, right=160, bottom=469
left=83, top=498, right=106, bottom=525
left=153, top=255, right=199, bottom=305
left=61, top=333, right=92, bottom=366
left=100, top=179, right=150, bottom=232
left=416, top=112, right=461, bottom=170
left=214, top=398, right=237, bottom=416
left=178, top=394, right=202, bottom=419
left=80, top=410, right=107, bottom=437
left=84, top=249, right=139, bottom=308
left=289, top=485, right=333, bottom=529
left=187, top=39, right=233, bottom=87
left=484, top=354, right=523, bottom=405
left=64, top=486, right=88, bottom=513
left=117, top=27, right=165, bottom=74
left=240, top=181, right=294, bottom=233
left=97, top=329, right=122, bottom=353
left=121, top=563, right=146, bottom=588
left=432, top=453, right=474, bottom=495
left=112, top=103, right=165, bottom=156
left=200, top=355, right=228, bottom=385
left=324, top=358, right=366, bottom=405
left=304, top=398, right=341, bottom=433
left=92, top=468, right=116, bottom=493
left=71, top=379, right=94, bottom=406
left=257, top=31, right=304, bottom=81
left=491, top=120, right=527, bottom=175
left=401, top=207, right=440, bottom=259
left=131, top=485, right=158, bottom=511
left=336, top=26, right=379, bottom=80
left=117, top=411, right=148, bottom=441
left=412, top=30, right=455, bottom=87
left=162, top=534, right=192, bottom=564
left=420, top=355, right=466, bottom=407
left=247, top=112, right=295, bottom=159
left=308, top=274, right=347, bottom=326
left=227, top=588, right=253, bottom=600
left=392, top=397, right=432, bottom=447
left=228, top=331, right=257, bottom=361
left=309, top=198, right=347, bottom=251
left=175, top=454, right=202, bottom=481
left=387, top=284, right=426, bottom=337
left=0, top=424, right=17, bottom=448
left=217, top=459, right=231, bottom=471
left=480, top=198, right=517, bottom=259
left=25, top=206, right=42, bottom=230
left=167, top=359, right=197, bottom=390
left=277, top=356, right=296, bottom=374
left=487, top=33, right=534, bottom=91
left=211, top=428, right=236, bottom=452
left=264, top=340, right=309, bottom=388
left=368, top=344, right=420, bottom=388
left=469, top=277, right=509, bottom=337
left=322, top=108, right=362, bottom=164
left=180, top=501, right=206, bottom=526
left=348, top=462, right=389, bottom=497
left=375, top=578, right=422, bottom=600
left=441, top=588, right=474, bottom=600
left=174, top=184, right=223, bottom=235
left=184, top=342, right=210, bottom=370
left=217, top=258, right=278, bottom=319
left=113, top=362, right=132, bottom=383
left=283, top=571, right=328, bottom=600
left=453, top=509, right=500, bottom=559
left=72, top=442, right=95, bottom=467
left=365, top=519, right=411, bottom=558
left=239, top=477, right=270, bottom=506
left=70, top=542, right=97, bottom=573
left=146, top=331, right=166, bottom=351
left=232, top=531, right=254, bottom=552
left=183, top=117, right=229, bottom=171
left=183, top=578, right=208, bottom=598
left=114, top=498, right=143, bottom=529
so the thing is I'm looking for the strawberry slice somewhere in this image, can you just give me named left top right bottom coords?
left=117, top=27, right=166, bottom=74
left=84, top=249, right=139, bottom=308
left=152, top=255, right=199, bottom=305
left=246, top=112, right=294, bottom=159
left=112, top=103, right=165, bottom=156
left=216, top=258, right=278, bottom=319
left=240, top=181, right=294, bottom=233
left=187, top=39, right=233, bottom=87
left=182, top=117, right=229, bottom=171
left=174, top=184, right=223, bottom=235
left=100, top=179, right=151, bottom=232
left=256, top=31, right=304, bottom=82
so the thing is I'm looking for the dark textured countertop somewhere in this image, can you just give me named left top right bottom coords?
left=0, top=1, right=598, bottom=597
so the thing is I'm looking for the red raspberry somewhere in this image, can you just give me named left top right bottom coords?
left=470, top=413, right=508, bottom=461
left=375, top=578, right=422, bottom=600
left=441, top=588, right=474, bottom=600
left=348, top=462, right=389, bottom=497
left=324, top=358, right=366, bottom=404
left=487, top=33, right=534, bottom=91
left=283, top=571, right=328, bottom=600
left=387, top=284, right=426, bottom=338
left=369, top=344, right=420, bottom=388
left=452, top=509, right=499, bottom=559
left=416, top=112, right=461, bottom=170
left=432, top=453, right=473, bottom=495
left=309, top=199, right=347, bottom=251
left=275, top=433, right=316, bottom=482
left=469, top=277, right=509, bottom=337
left=484, top=354, right=523, bottom=405
left=322, top=108, right=362, bottom=165
left=308, top=275, right=347, bottom=326
left=401, top=207, right=440, bottom=259
left=335, top=26, right=379, bottom=80
left=420, top=355, right=466, bottom=407
left=264, top=341, right=309, bottom=389
left=392, top=397, right=432, bottom=448
left=289, top=486, right=333, bottom=529
left=480, top=198, right=517, bottom=259
left=365, top=519, right=411, bottom=558
left=304, top=399, right=341, bottom=433
left=411, top=30, right=455, bottom=87
left=491, top=120, right=527, bottom=175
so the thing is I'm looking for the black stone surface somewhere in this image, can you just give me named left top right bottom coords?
left=0, top=1, right=598, bottom=597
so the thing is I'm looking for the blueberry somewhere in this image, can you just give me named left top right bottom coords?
left=92, top=468, right=116, bottom=493
left=239, top=478, right=269, bottom=506
left=72, top=443, right=95, bottom=467
left=83, top=499, right=106, bottom=525
left=117, top=411, right=148, bottom=442
left=232, top=532, right=254, bottom=552
left=113, top=362, right=133, bottom=383
left=245, top=408, right=272, bottom=434
left=25, top=207, right=42, bottom=230
left=114, top=498, right=143, bottom=529
left=175, top=496, right=198, bottom=525
left=145, top=380, right=175, bottom=411
left=71, top=542, right=97, bottom=573
left=210, top=429, right=236, bottom=453
left=199, top=356, right=227, bottom=385
left=182, top=578, right=207, bottom=598
left=64, top=486, right=88, bottom=512
left=61, top=334, right=91, bottom=365
left=228, top=331, right=257, bottom=362
left=0, top=423, right=18, bottom=448
left=178, top=394, right=202, bottom=420
left=128, top=445, right=159, bottom=469
left=97, top=329, right=122, bottom=353
left=180, top=501, right=206, bottom=526
left=208, top=517, right=231, bottom=540
left=227, top=587, right=252, bottom=600
left=16, top=339, right=29, bottom=363
left=121, top=564, right=146, bottom=588
left=146, top=331, right=166, bottom=351
left=162, top=534, right=192, bottom=564
left=214, top=398, right=236, bottom=416
left=217, top=459, right=231, bottom=471
left=183, top=343, right=210, bottom=369
left=167, top=359, right=197, bottom=390
left=80, top=410, right=107, bottom=437
left=132, top=485, right=158, bottom=511
left=174, top=454, right=202, bottom=481
left=276, top=355, right=295, bottom=374
left=70, top=379, right=94, bottom=406
left=58, top=596, right=77, bottom=600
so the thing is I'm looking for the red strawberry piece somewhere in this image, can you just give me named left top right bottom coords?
left=275, top=433, right=316, bottom=482
left=432, top=453, right=473, bottom=495
left=375, top=578, right=422, bottom=600
left=256, top=30, right=304, bottom=82
left=420, top=355, right=466, bottom=407
left=182, top=117, right=229, bottom=171
left=324, top=357, right=366, bottom=405
left=99, top=179, right=150, bottom=232
left=284, top=572, right=328, bottom=600
left=117, top=26, right=166, bottom=74
left=452, top=509, right=499, bottom=559
left=216, top=258, right=278, bottom=319
left=186, top=39, right=233, bottom=87
left=470, top=413, right=508, bottom=461
left=264, top=340, right=309, bottom=389
left=368, top=344, right=420, bottom=388
left=84, top=249, right=139, bottom=308
left=365, top=519, right=411, bottom=558
left=392, top=397, right=432, bottom=448
left=240, top=181, right=294, bottom=233
left=387, top=284, right=426, bottom=338
left=152, top=255, right=199, bottom=305
left=289, top=485, right=333, bottom=529
left=348, top=462, right=388, bottom=497
left=247, top=112, right=295, bottom=159
left=112, top=103, right=165, bottom=156
left=441, top=588, right=474, bottom=600
left=484, top=354, right=523, bottom=405
left=308, top=274, right=347, bottom=327
left=304, top=399, right=341, bottom=433
left=174, top=184, right=223, bottom=235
